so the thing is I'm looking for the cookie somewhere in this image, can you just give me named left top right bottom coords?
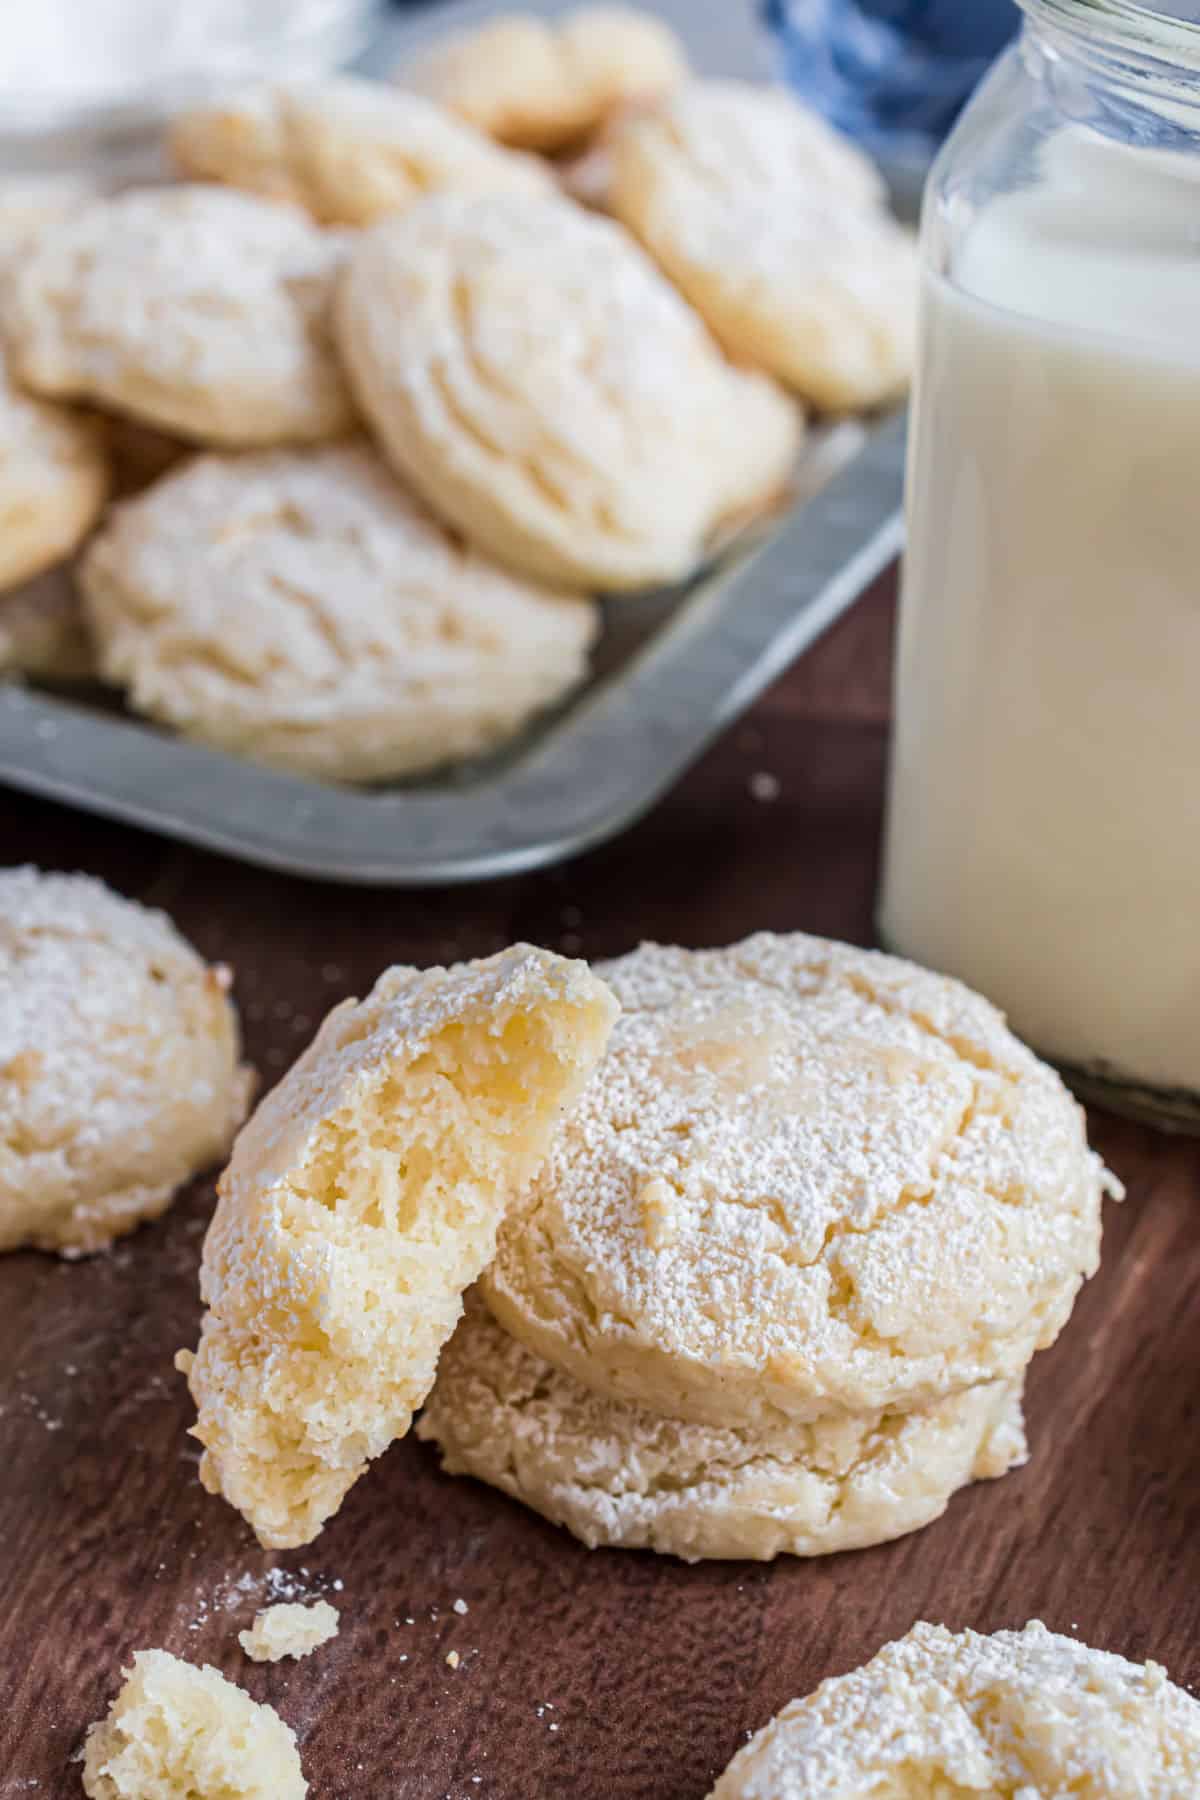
left=608, top=82, right=918, bottom=410
left=0, top=569, right=94, bottom=682
left=170, top=76, right=555, bottom=227
left=81, top=442, right=599, bottom=782
left=0, top=867, right=250, bottom=1256
left=336, top=194, right=801, bottom=591
left=82, top=1651, right=305, bottom=1800
left=399, top=6, right=688, bottom=152
left=418, top=1299, right=1026, bottom=1562
left=709, top=1620, right=1200, bottom=1798
left=482, top=933, right=1119, bottom=1429
left=178, top=946, right=618, bottom=1548
left=5, top=185, right=354, bottom=446
left=0, top=173, right=97, bottom=263
left=0, top=352, right=108, bottom=593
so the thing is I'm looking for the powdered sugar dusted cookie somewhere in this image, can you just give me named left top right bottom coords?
left=0, top=867, right=250, bottom=1256
left=0, top=352, right=108, bottom=593
left=483, top=933, right=1118, bottom=1429
left=179, top=946, right=618, bottom=1548
left=418, top=1299, right=1026, bottom=1561
left=0, top=173, right=98, bottom=263
left=6, top=185, right=354, bottom=446
left=709, top=1620, right=1200, bottom=1798
left=608, top=81, right=917, bottom=410
left=170, top=77, right=554, bottom=227
left=336, top=193, right=801, bottom=591
left=398, top=6, right=687, bottom=152
left=81, top=443, right=598, bottom=782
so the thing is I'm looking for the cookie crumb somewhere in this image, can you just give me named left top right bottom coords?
left=446, top=1650, right=461, bottom=1670
left=749, top=770, right=780, bottom=802
left=238, top=1599, right=339, bottom=1663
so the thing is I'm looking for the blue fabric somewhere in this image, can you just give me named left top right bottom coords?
left=765, top=0, right=1019, bottom=151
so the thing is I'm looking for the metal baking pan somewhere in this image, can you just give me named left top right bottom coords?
left=0, top=410, right=905, bottom=885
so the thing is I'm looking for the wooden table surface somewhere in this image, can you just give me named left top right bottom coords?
left=3, top=573, right=1198, bottom=1798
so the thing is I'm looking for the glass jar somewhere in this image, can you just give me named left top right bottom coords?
left=0, top=0, right=381, bottom=186
left=878, top=0, right=1200, bottom=1130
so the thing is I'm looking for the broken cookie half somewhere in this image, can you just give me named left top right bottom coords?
left=177, top=945, right=618, bottom=1548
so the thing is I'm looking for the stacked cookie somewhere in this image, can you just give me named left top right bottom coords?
left=417, top=932, right=1120, bottom=1561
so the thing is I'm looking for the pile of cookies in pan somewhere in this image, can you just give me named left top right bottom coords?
left=0, top=4, right=917, bottom=784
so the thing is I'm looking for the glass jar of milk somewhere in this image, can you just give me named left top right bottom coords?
left=879, top=0, right=1200, bottom=1130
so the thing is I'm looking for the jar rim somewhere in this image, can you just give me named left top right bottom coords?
left=1021, top=0, right=1200, bottom=90
left=1027, top=0, right=1200, bottom=61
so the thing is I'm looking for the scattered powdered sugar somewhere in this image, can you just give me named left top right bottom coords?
left=185, top=1563, right=340, bottom=1633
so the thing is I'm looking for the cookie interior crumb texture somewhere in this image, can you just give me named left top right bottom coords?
left=708, top=1620, right=1200, bottom=1798
left=81, top=1649, right=306, bottom=1800
left=180, top=945, right=618, bottom=1548
left=238, top=1598, right=339, bottom=1662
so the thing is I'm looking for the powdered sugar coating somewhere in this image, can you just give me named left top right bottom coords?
left=710, top=1620, right=1200, bottom=1798
left=418, top=1298, right=1026, bottom=1562
left=180, top=945, right=618, bottom=1547
left=170, top=76, right=554, bottom=226
left=335, top=192, right=801, bottom=591
left=81, top=442, right=598, bottom=782
left=0, top=866, right=249, bottom=1256
left=608, top=81, right=917, bottom=410
left=399, top=6, right=688, bottom=152
left=0, top=351, right=108, bottom=592
left=483, top=933, right=1119, bottom=1428
left=6, top=185, right=354, bottom=445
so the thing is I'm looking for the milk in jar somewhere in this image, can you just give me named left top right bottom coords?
left=879, top=11, right=1200, bottom=1127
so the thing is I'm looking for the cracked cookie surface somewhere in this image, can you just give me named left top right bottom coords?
left=709, top=1620, right=1200, bottom=1799
left=398, top=6, right=688, bottom=152
left=81, top=441, right=598, bottom=782
left=170, top=76, right=554, bottom=226
left=335, top=192, right=801, bottom=592
left=6, top=185, right=354, bottom=446
left=608, top=81, right=918, bottom=410
left=0, top=350, right=108, bottom=593
left=418, top=1298, right=1026, bottom=1561
left=482, top=933, right=1118, bottom=1428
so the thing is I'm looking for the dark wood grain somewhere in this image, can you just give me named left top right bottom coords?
left=3, top=571, right=1197, bottom=1798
